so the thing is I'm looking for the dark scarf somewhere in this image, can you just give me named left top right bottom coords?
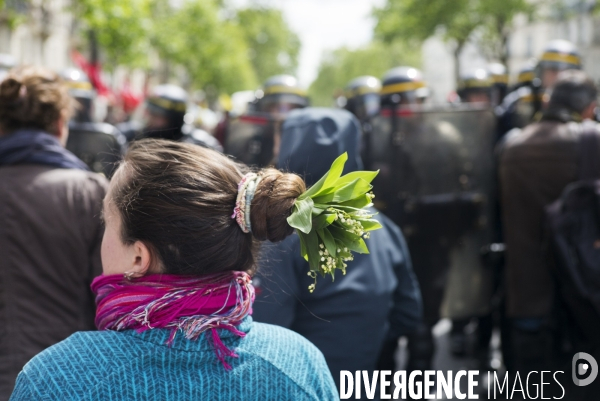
left=0, top=129, right=89, bottom=170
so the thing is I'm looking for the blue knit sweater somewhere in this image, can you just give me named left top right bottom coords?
left=9, top=317, right=338, bottom=400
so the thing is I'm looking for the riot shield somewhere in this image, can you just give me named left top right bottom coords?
left=224, top=113, right=277, bottom=167
left=66, top=122, right=126, bottom=178
left=369, top=104, right=496, bottom=321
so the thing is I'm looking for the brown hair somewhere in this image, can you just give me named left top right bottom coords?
left=109, top=139, right=306, bottom=275
left=0, top=65, right=73, bottom=136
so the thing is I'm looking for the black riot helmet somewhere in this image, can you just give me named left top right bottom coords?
left=344, top=76, right=381, bottom=121
left=457, top=69, right=493, bottom=105
left=380, top=66, right=428, bottom=107
left=487, top=62, right=508, bottom=105
left=142, top=84, right=188, bottom=141
left=256, top=75, right=308, bottom=116
left=536, top=40, right=582, bottom=89
left=61, top=68, right=95, bottom=123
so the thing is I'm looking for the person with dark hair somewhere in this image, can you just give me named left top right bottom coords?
left=252, top=108, right=422, bottom=393
left=0, top=66, right=107, bottom=398
left=498, top=69, right=599, bottom=373
left=10, top=139, right=338, bottom=400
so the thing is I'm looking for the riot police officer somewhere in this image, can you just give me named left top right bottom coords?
left=343, top=76, right=381, bottom=170
left=487, top=63, right=509, bottom=106
left=380, top=66, right=429, bottom=107
left=373, top=66, right=498, bottom=376
left=61, top=68, right=96, bottom=123
left=343, top=76, right=381, bottom=122
left=255, top=75, right=308, bottom=118
left=457, top=69, right=494, bottom=105
left=498, top=40, right=582, bottom=137
left=127, top=84, right=222, bottom=151
left=511, top=60, right=536, bottom=92
left=224, top=75, right=306, bottom=166
left=448, top=69, right=497, bottom=361
left=61, top=68, right=126, bottom=177
left=374, top=66, right=443, bottom=373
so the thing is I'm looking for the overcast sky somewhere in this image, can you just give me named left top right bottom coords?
left=230, top=0, right=387, bottom=87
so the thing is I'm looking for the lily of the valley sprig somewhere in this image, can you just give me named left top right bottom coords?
left=286, top=152, right=382, bottom=292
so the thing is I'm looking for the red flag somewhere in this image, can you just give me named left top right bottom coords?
left=119, top=78, right=143, bottom=114
left=71, top=50, right=111, bottom=97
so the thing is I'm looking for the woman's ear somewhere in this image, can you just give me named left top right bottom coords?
left=131, top=241, right=154, bottom=275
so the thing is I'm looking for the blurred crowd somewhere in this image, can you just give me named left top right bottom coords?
left=1, top=38, right=600, bottom=400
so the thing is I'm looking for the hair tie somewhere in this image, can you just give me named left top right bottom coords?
left=232, top=172, right=263, bottom=233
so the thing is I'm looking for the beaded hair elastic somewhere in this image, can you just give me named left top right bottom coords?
left=231, top=172, right=263, bottom=233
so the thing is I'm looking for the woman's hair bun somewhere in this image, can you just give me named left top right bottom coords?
left=250, top=168, right=306, bottom=243
left=0, top=66, right=73, bottom=135
left=0, top=78, right=24, bottom=105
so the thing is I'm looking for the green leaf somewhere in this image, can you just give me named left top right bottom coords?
left=360, top=219, right=383, bottom=231
left=338, top=195, right=373, bottom=209
left=303, top=230, right=321, bottom=271
left=287, top=198, right=314, bottom=234
left=334, top=170, right=379, bottom=187
left=314, top=204, right=366, bottom=214
left=329, top=225, right=369, bottom=253
left=317, top=228, right=337, bottom=257
left=347, top=237, right=370, bottom=254
left=299, top=152, right=348, bottom=200
left=313, top=213, right=336, bottom=230
left=298, top=173, right=326, bottom=201
left=312, top=178, right=372, bottom=204
left=329, top=225, right=361, bottom=242
left=298, top=231, right=308, bottom=260
left=321, top=152, right=348, bottom=192
left=333, top=179, right=373, bottom=203
left=311, top=206, right=325, bottom=216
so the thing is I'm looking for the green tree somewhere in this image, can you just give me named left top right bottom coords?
left=0, top=0, right=29, bottom=31
left=150, top=0, right=257, bottom=94
left=473, top=0, right=535, bottom=66
left=73, top=0, right=152, bottom=69
left=236, top=7, right=300, bottom=84
left=309, top=41, right=421, bottom=107
left=72, top=0, right=302, bottom=96
left=374, top=0, right=533, bottom=83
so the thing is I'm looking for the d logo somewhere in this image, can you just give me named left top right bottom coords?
left=572, top=352, right=598, bottom=386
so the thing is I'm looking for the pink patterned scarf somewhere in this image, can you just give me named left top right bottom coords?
left=91, top=271, right=254, bottom=370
